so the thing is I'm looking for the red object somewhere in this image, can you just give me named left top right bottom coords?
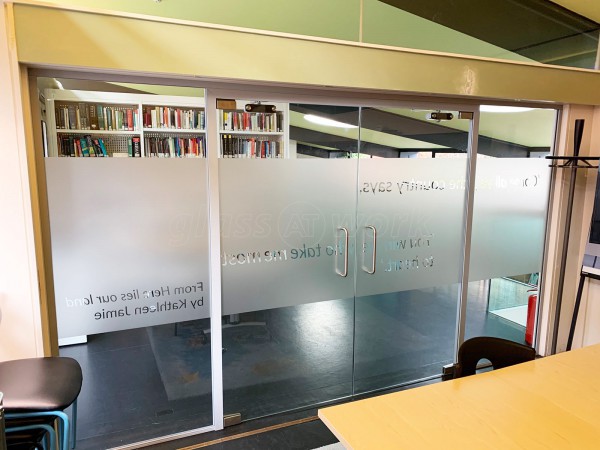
left=525, top=291, right=538, bottom=345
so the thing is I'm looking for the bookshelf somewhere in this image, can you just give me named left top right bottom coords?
left=45, top=89, right=206, bottom=158
left=218, top=100, right=289, bottom=158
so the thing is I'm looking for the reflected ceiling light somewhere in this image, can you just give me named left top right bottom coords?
left=480, top=105, right=534, bottom=113
left=304, top=114, right=358, bottom=128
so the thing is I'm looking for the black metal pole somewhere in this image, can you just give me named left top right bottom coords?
left=566, top=270, right=587, bottom=351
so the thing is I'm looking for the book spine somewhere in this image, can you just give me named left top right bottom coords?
left=144, top=108, right=151, bottom=128
left=75, top=106, right=82, bottom=129
left=85, top=135, right=98, bottom=157
left=133, top=137, right=141, bottom=157
left=55, top=106, right=63, bottom=129
left=67, top=105, right=77, bottom=130
left=151, top=108, right=157, bottom=128
left=97, top=105, right=105, bottom=130
left=77, top=138, right=89, bottom=157
left=94, top=138, right=108, bottom=157
left=78, top=103, right=89, bottom=129
left=106, top=107, right=110, bottom=130
left=89, top=104, right=98, bottom=130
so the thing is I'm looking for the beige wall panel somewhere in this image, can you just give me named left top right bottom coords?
left=571, top=106, right=600, bottom=349
left=0, top=3, right=44, bottom=360
left=540, top=105, right=598, bottom=355
left=581, top=280, right=600, bottom=346
left=11, top=3, right=600, bottom=106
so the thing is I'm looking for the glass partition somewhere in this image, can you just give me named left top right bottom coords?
left=40, top=77, right=213, bottom=448
left=218, top=99, right=359, bottom=420
left=465, top=106, right=557, bottom=344
left=353, top=107, right=471, bottom=393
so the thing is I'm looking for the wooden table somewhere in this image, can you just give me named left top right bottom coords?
left=319, top=344, right=600, bottom=449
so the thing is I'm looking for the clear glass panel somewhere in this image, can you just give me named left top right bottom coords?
left=363, top=0, right=599, bottom=69
left=39, top=77, right=212, bottom=448
left=354, top=107, right=470, bottom=393
left=218, top=99, right=358, bottom=419
left=465, top=106, right=556, bottom=345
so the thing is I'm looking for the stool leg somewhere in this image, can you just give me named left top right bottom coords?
left=71, top=400, right=77, bottom=449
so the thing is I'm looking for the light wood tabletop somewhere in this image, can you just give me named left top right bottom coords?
left=319, top=344, right=600, bottom=449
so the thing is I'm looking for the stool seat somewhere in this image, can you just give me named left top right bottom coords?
left=0, top=357, right=82, bottom=412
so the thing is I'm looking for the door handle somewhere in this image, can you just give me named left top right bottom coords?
left=336, top=227, right=349, bottom=277
left=363, top=225, right=377, bottom=274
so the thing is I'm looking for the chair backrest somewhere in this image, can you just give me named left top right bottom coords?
left=455, top=336, right=536, bottom=378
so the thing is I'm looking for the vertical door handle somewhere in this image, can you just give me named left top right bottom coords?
left=336, top=227, right=349, bottom=277
left=363, top=225, right=377, bottom=274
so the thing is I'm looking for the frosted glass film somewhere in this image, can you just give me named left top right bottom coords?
left=46, top=159, right=210, bottom=338
left=355, top=158, right=468, bottom=297
left=219, top=159, right=357, bottom=315
left=469, top=158, right=550, bottom=281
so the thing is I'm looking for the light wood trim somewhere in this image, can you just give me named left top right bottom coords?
left=25, top=70, right=59, bottom=356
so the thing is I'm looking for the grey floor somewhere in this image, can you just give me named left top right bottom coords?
left=61, top=280, right=526, bottom=449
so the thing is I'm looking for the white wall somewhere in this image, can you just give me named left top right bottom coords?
left=0, top=2, right=44, bottom=359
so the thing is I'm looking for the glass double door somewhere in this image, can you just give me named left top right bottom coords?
left=213, top=91, right=474, bottom=420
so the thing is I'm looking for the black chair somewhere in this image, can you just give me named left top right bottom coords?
left=454, top=336, right=536, bottom=379
left=0, top=357, right=82, bottom=450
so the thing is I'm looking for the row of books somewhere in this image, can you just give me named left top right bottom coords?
left=57, top=134, right=207, bottom=158
left=55, top=103, right=139, bottom=131
left=59, top=135, right=109, bottom=157
left=143, top=106, right=205, bottom=130
left=221, top=135, right=282, bottom=158
left=221, top=111, right=283, bottom=133
left=145, top=136, right=206, bottom=158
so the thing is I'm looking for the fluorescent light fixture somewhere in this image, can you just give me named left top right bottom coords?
left=481, top=105, right=534, bottom=113
left=304, top=114, right=358, bottom=128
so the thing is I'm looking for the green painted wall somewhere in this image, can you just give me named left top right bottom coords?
left=40, top=0, right=532, bottom=63
left=39, top=0, right=362, bottom=41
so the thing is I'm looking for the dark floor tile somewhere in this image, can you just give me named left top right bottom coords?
left=224, top=432, right=289, bottom=450
left=279, top=420, right=339, bottom=449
